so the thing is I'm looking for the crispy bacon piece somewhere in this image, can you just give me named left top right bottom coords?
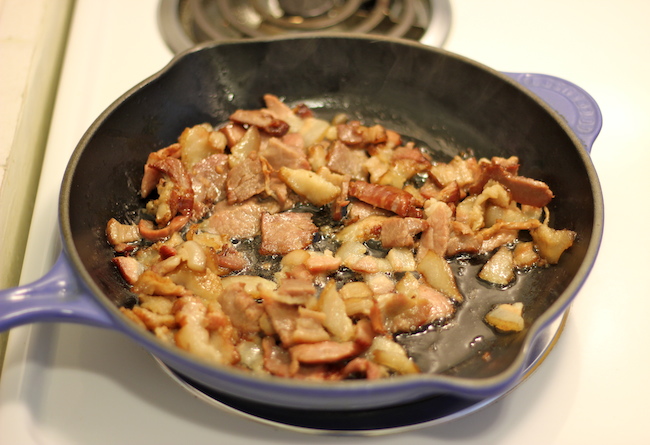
left=112, top=256, right=144, bottom=285
left=106, top=218, right=141, bottom=246
left=140, top=143, right=182, bottom=198
left=348, top=181, right=423, bottom=218
left=215, top=243, right=248, bottom=271
left=341, top=358, right=384, bottom=380
left=138, top=215, right=190, bottom=241
left=469, top=159, right=554, bottom=207
left=149, top=156, right=194, bottom=219
left=337, top=121, right=387, bottom=146
left=229, top=109, right=290, bottom=137
left=289, top=341, right=359, bottom=367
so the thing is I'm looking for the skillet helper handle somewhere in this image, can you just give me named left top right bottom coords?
left=0, top=252, right=114, bottom=331
left=505, top=72, right=603, bottom=153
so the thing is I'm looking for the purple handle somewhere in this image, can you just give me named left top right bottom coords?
left=0, top=252, right=115, bottom=332
left=505, top=72, right=602, bottom=153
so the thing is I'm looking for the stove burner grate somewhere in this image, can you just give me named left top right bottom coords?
left=159, top=0, right=452, bottom=53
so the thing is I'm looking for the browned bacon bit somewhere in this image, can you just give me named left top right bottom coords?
left=259, top=212, right=318, bottom=255
left=225, top=155, right=266, bottom=204
left=138, top=214, right=190, bottom=241
left=337, top=121, right=387, bottom=146
left=380, top=217, right=429, bottom=248
left=289, top=341, right=360, bottom=370
left=112, top=256, right=144, bottom=285
left=229, top=109, right=290, bottom=137
left=149, top=156, right=195, bottom=219
left=262, top=336, right=292, bottom=377
left=218, top=283, right=264, bottom=335
left=348, top=181, right=423, bottom=218
left=140, top=143, right=182, bottom=198
left=469, top=160, right=554, bottom=207
left=341, top=357, right=384, bottom=380
left=215, top=243, right=248, bottom=271
left=159, top=245, right=177, bottom=259
left=292, top=103, right=313, bottom=118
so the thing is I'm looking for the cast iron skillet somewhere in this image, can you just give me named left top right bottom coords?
left=0, top=35, right=603, bottom=411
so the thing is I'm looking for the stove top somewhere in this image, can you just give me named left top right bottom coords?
left=158, top=0, right=452, bottom=53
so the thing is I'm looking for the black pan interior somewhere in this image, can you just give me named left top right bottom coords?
left=62, top=36, right=596, bottom=380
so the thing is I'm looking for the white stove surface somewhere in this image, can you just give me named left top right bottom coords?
left=1, top=0, right=649, bottom=443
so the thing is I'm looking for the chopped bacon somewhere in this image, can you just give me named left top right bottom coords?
left=111, top=95, right=576, bottom=382
left=106, top=218, right=141, bottom=246
left=289, top=341, right=359, bottom=366
left=138, top=215, right=190, bottom=241
left=218, top=282, right=264, bottom=335
left=190, top=153, right=229, bottom=219
left=341, top=357, right=384, bottom=380
left=469, top=159, right=554, bottom=207
left=229, top=109, right=290, bottom=137
left=420, top=199, right=453, bottom=256
left=207, top=198, right=280, bottom=239
left=348, top=181, right=423, bottom=218
left=337, top=121, right=387, bottom=146
left=380, top=217, right=429, bottom=248
left=277, top=278, right=316, bottom=297
left=112, top=256, right=144, bottom=285
left=219, top=122, right=247, bottom=147
left=260, top=137, right=310, bottom=171
left=140, top=143, right=182, bottom=198
left=429, top=156, right=481, bottom=190
left=259, top=212, right=317, bottom=255
left=326, top=140, right=369, bottom=181
left=147, top=156, right=194, bottom=220
left=262, top=336, right=292, bottom=377
left=215, top=243, right=248, bottom=270
left=226, top=155, right=266, bottom=204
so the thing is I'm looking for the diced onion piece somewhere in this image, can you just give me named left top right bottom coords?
left=485, top=302, right=525, bottom=332
left=478, top=246, right=515, bottom=286
left=416, top=250, right=463, bottom=303
left=278, top=166, right=341, bottom=206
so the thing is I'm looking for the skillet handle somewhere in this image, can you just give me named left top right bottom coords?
left=504, top=72, right=603, bottom=153
left=0, top=252, right=115, bottom=332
